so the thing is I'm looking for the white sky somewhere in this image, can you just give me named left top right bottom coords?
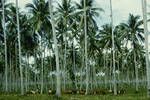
left=7, top=0, right=150, bottom=60
left=9, top=0, right=150, bottom=26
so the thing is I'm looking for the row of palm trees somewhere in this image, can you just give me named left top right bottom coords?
left=0, top=0, right=150, bottom=97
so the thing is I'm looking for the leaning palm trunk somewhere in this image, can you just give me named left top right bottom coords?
left=84, top=0, right=89, bottom=95
left=142, top=0, right=150, bottom=97
left=109, top=0, right=117, bottom=95
left=49, top=0, right=61, bottom=97
left=16, top=0, right=24, bottom=95
left=2, top=0, right=8, bottom=92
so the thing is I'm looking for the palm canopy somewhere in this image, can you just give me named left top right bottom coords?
left=76, top=0, right=104, bottom=30
left=20, top=14, right=39, bottom=52
left=26, top=0, right=51, bottom=34
left=0, top=1, right=14, bottom=42
left=56, top=0, right=75, bottom=42
left=97, top=24, right=122, bottom=51
left=120, top=14, right=144, bottom=46
left=56, top=0, right=75, bottom=17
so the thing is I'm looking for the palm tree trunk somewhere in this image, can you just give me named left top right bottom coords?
left=40, top=41, right=44, bottom=94
left=134, top=51, right=139, bottom=92
left=73, top=38, right=78, bottom=90
left=80, top=49, right=84, bottom=90
left=49, top=0, right=61, bottom=97
left=142, top=0, right=150, bottom=97
left=9, top=51, right=12, bottom=92
left=16, top=0, right=24, bottom=95
left=2, top=0, right=8, bottom=92
left=84, top=0, right=89, bottom=95
left=63, top=34, right=67, bottom=90
left=110, top=0, right=117, bottom=95
left=25, top=53, right=28, bottom=92
left=63, top=17, right=67, bottom=91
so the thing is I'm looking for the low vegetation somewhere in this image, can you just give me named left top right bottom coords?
left=0, top=94, right=149, bottom=100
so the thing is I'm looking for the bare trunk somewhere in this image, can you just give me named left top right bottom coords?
left=16, top=0, right=24, bottom=95
left=40, top=42, right=44, bottom=94
left=25, top=53, right=28, bottom=92
left=80, top=50, right=84, bottom=90
left=134, top=51, right=139, bottom=92
left=84, top=0, right=89, bottom=95
left=73, top=38, right=77, bottom=90
left=63, top=34, right=67, bottom=90
left=110, top=0, right=117, bottom=95
left=2, top=0, right=8, bottom=92
left=49, top=0, right=61, bottom=97
left=142, top=0, right=150, bottom=97
left=9, top=51, right=12, bottom=92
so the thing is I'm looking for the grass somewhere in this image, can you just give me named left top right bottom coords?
left=0, top=93, right=149, bottom=100
left=0, top=87, right=149, bottom=100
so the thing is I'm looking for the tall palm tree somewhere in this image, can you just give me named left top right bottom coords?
left=26, top=0, right=50, bottom=94
left=76, top=0, right=103, bottom=31
left=141, top=0, right=150, bottom=97
left=16, top=0, right=24, bottom=95
left=109, top=0, right=117, bottom=95
left=56, top=0, right=75, bottom=90
left=83, top=0, right=89, bottom=95
left=120, top=14, right=144, bottom=92
left=49, top=0, right=61, bottom=97
left=76, top=0, right=103, bottom=94
left=2, top=0, right=8, bottom=92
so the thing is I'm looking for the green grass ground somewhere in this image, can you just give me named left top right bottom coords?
left=0, top=94, right=149, bottom=100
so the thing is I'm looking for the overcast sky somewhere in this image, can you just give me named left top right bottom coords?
left=9, top=0, right=150, bottom=27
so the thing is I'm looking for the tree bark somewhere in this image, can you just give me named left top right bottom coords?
left=2, top=0, right=8, bottom=92
left=84, top=0, right=89, bottom=95
left=49, top=0, right=61, bottom=97
left=16, top=0, right=24, bottom=95
left=142, top=0, right=150, bottom=97
left=134, top=51, right=139, bottom=92
left=110, top=0, right=117, bottom=95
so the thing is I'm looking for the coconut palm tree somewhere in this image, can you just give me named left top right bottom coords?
left=109, top=0, right=117, bottom=95
left=49, top=0, right=61, bottom=97
left=2, top=0, right=8, bottom=92
left=16, top=0, right=24, bottom=95
left=141, top=0, right=150, bottom=97
left=56, top=0, right=75, bottom=90
left=83, top=0, right=89, bottom=95
left=120, top=14, right=144, bottom=92
left=26, top=0, right=51, bottom=94
left=75, top=0, right=103, bottom=94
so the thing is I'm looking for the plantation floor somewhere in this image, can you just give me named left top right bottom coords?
left=0, top=94, right=149, bottom=100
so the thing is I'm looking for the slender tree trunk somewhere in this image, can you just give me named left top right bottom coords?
left=9, top=51, right=12, bottom=92
left=134, top=51, right=139, bottom=92
left=142, top=0, right=150, bottom=97
left=110, top=0, right=117, bottom=95
left=16, top=0, right=24, bottom=95
left=2, top=0, right=8, bottom=92
left=109, top=56, right=112, bottom=91
left=83, top=0, right=89, bottom=95
left=63, top=16, right=68, bottom=91
left=104, top=52, right=107, bottom=88
left=63, top=34, right=67, bottom=90
left=49, top=0, right=61, bottom=97
left=80, top=49, right=84, bottom=90
left=40, top=41, right=44, bottom=94
left=73, top=38, right=78, bottom=90
left=15, top=43, right=18, bottom=92
left=25, top=53, right=28, bottom=92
